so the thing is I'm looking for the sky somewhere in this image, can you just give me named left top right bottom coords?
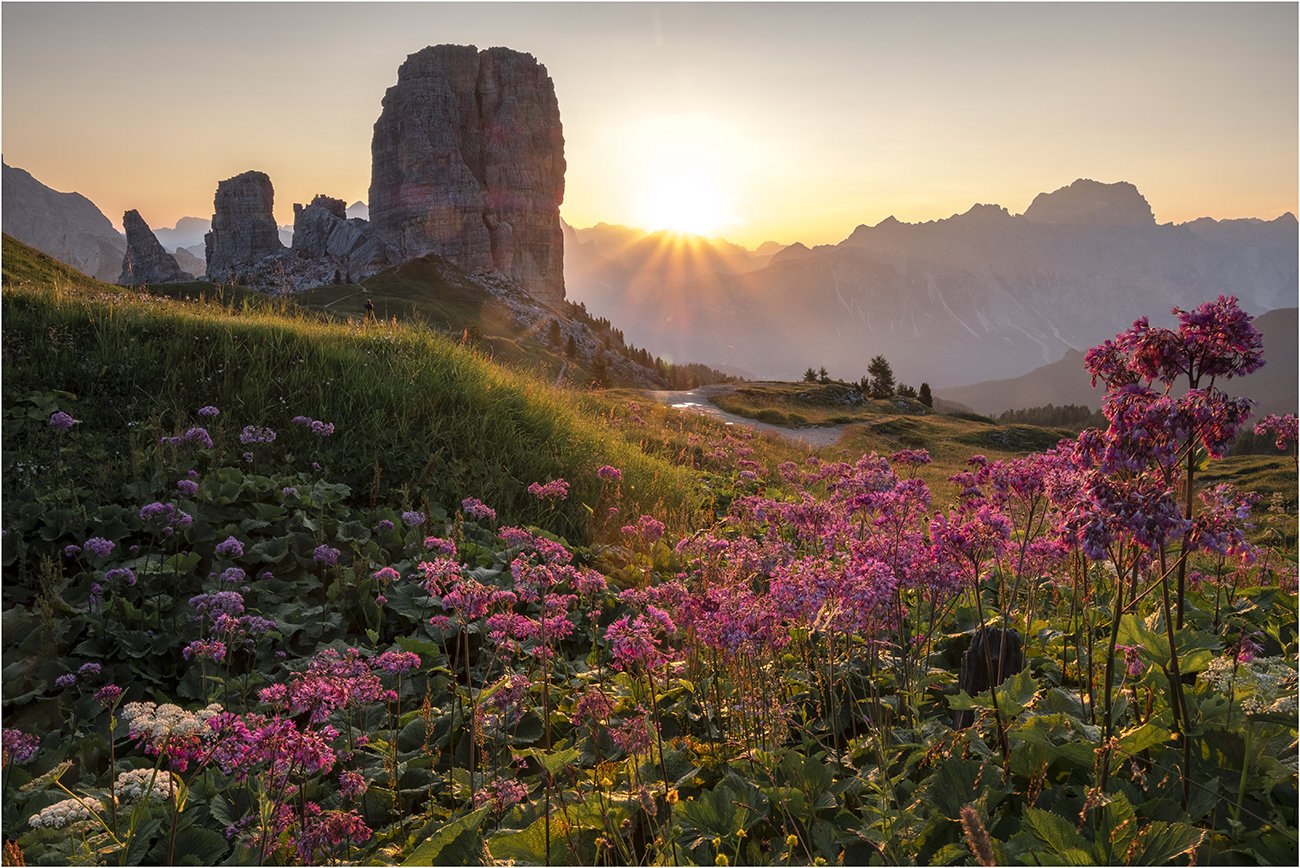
left=3, top=1, right=1296, bottom=249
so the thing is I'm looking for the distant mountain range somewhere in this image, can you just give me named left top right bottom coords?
left=2, top=160, right=125, bottom=282
left=4, top=161, right=1294, bottom=411
left=934, top=306, right=1298, bottom=418
left=563, top=179, right=1297, bottom=391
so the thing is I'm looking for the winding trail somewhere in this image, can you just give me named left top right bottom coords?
left=644, top=384, right=850, bottom=448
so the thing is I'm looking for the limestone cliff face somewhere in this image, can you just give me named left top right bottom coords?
left=369, top=44, right=566, bottom=304
left=291, top=194, right=392, bottom=285
left=204, top=171, right=284, bottom=282
left=2, top=160, right=126, bottom=282
left=118, top=210, right=193, bottom=284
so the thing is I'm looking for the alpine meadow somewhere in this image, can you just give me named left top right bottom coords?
left=2, top=5, right=1298, bottom=868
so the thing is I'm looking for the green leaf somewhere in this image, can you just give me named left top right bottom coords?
left=524, top=747, right=580, bottom=776
left=404, top=806, right=489, bottom=866
left=1021, top=807, right=1093, bottom=859
left=1122, top=821, right=1204, bottom=865
left=1093, top=792, right=1137, bottom=865
left=1117, top=722, right=1170, bottom=756
left=146, top=826, right=229, bottom=866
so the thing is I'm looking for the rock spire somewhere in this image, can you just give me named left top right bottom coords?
left=203, top=171, right=284, bottom=283
left=118, top=209, right=193, bottom=284
left=369, top=44, right=566, bottom=304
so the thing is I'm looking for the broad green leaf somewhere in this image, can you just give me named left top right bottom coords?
left=1021, top=806, right=1092, bottom=858
left=146, top=826, right=228, bottom=866
left=1122, top=821, right=1204, bottom=865
left=404, top=806, right=489, bottom=866
left=1093, top=792, right=1137, bottom=865
left=524, top=746, right=580, bottom=776
left=1118, top=722, right=1171, bottom=756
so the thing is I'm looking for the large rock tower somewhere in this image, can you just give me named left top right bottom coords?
left=368, top=44, right=566, bottom=304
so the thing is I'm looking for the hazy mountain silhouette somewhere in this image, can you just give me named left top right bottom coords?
left=152, top=216, right=211, bottom=251
left=566, top=180, right=1296, bottom=388
left=935, top=306, right=1297, bottom=418
left=2, top=160, right=125, bottom=282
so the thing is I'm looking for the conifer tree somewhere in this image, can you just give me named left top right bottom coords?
left=867, top=355, right=895, bottom=398
left=918, top=382, right=933, bottom=408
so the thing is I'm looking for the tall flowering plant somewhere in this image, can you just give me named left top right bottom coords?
left=1077, top=295, right=1264, bottom=805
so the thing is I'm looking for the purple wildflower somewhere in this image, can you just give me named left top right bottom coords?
left=176, top=479, right=199, bottom=497
left=64, top=544, right=82, bottom=557
left=183, top=427, right=213, bottom=449
left=313, top=545, right=340, bottom=566
left=105, top=568, right=137, bottom=587
left=374, top=519, right=395, bottom=533
left=215, top=536, right=244, bottom=558
left=239, top=425, right=276, bottom=446
left=461, top=497, right=496, bottom=521
left=2, top=730, right=40, bottom=764
left=49, top=411, right=76, bottom=430
left=527, top=479, right=569, bottom=501
left=94, top=685, right=123, bottom=707
left=597, top=465, right=623, bottom=482
left=183, top=640, right=226, bottom=662
left=55, top=674, right=77, bottom=688
left=401, top=511, right=425, bottom=527
left=310, top=420, right=335, bottom=437
left=78, top=663, right=102, bottom=679
left=371, top=651, right=421, bottom=673
left=197, top=406, right=219, bottom=417
left=83, top=537, right=114, bottom=558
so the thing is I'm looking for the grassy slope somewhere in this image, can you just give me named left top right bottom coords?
left=5, top=234, right=1291, bottom=536
left=1, top=235, right=699, bottom=543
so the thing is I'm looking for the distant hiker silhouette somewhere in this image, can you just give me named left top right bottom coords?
left=364, top=298, right=376, bottom=323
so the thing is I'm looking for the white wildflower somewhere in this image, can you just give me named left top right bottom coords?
left=1199, top=655, right=1298, bottom=715
left=120, top=701, right=223, bottom=742
left=28, top=797, right=104, bottom=829
left=113, top=768, right=178, bottom=802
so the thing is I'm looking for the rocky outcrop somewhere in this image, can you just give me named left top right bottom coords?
left=203, top=171, right=284, bottom=283
left=2, top=160, right=126, bottom=282
left=117, top=210, right=193, bottom=284
left=369, top=44, right=566, bottom=304
left=1022, top=178, right=1155, bottom=227
left=289, top=194, right=393, bottom=285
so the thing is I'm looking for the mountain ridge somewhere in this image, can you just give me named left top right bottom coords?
left=564, top=178, right=1297, bottom=388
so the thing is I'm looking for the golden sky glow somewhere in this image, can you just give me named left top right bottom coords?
left=2, top=3, right=1296, bottom=249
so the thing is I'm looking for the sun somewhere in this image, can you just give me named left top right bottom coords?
left=641, top=160, right=727, bottom=237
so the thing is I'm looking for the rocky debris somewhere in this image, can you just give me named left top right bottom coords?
left=1022, top=178, right=1155, bottom=227
left=2, top=160, right=126, bottom=282
left=117, top=210, right=193, bottom=284
left=369, top=44, right=566, bottom=305
left=203, top=171, right=284, bottom=284
left=290, top=194, right=393, bottom=285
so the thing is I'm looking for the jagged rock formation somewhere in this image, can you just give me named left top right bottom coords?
left=1023, top=178, right=1155, bottom=227
left=290, top=194, right=392, bottom=284
left=369, top=44, right=566, bottom=304
left=118, top=210, right=193, bottom=284
left=203, top=171, right=284, bottom=283
left=2, top=160, right=126, bottom=282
